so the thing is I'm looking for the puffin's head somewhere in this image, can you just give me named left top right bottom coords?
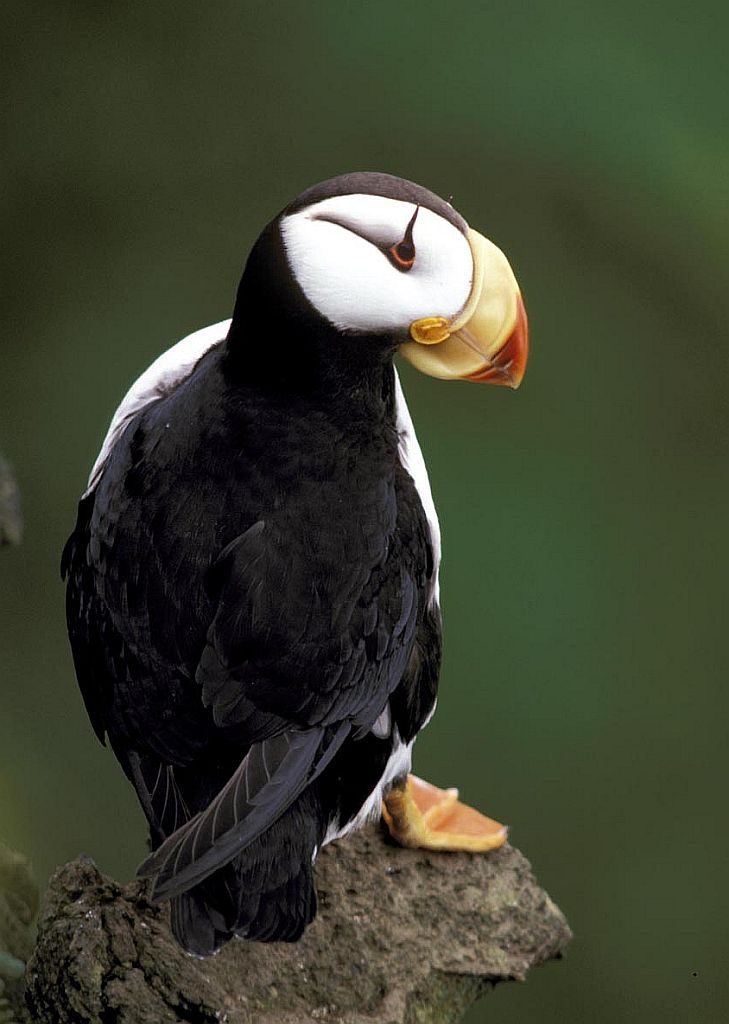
left=274, top=172, right=528, bottom=388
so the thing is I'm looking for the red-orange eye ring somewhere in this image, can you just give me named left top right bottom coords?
left=386, top=204, right=419, bottom=273
left=387, top=241, right=416, bottom=269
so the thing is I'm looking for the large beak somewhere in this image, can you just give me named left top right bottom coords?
left=399, top=229, right=528, bottom=388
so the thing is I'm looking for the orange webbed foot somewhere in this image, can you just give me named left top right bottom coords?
left=382, top=774, right=507, bottom=852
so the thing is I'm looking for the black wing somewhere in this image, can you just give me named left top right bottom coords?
left=134, top=506, right=422, bottom=893
left=196, top=516, right=419, bottom=732
left=138, top=723, right=349, bottom=897
left=63, top=423, right=428, bottom=897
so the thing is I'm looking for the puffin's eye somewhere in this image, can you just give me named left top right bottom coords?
left=386, top=205, right=419, bottom=272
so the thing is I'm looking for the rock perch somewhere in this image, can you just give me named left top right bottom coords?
left=26, top=826, right=571, bottom=1023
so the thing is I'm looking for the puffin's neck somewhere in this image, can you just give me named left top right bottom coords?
left=222, top=219, right=399, bottom=431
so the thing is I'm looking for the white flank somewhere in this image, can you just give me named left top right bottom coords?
left=393, top=368, right=442, bottom=605
left=85, top=319, right=231, bottom=495
left=320, top=375, right=441, bottom=846
left=323, top=731, right=414, bottom=846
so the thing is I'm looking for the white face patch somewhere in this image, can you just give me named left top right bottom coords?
left=280, top=194, right=473, bottom=336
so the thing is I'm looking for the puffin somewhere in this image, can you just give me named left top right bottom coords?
left=62, top=172, right=529, bottom=955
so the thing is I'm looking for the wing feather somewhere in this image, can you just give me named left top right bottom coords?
left=138, top=722, right=350, bottom=898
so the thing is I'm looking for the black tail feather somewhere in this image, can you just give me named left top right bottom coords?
left=166, top=795, right=321, bottom=953
left=170, top=889, right=231, bottom=957
left=138, top=723, right=349, bottom=900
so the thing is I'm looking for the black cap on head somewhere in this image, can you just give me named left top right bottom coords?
left=285, top=172, right=468, bottom=234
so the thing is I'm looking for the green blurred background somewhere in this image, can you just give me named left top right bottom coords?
left=2, top=1, right=727, bottom=1020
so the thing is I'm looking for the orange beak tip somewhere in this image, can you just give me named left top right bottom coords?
left=466, top=294, right=529, bottom=389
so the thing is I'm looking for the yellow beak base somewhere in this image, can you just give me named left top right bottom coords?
left=400, top=229, right=528, bottom=388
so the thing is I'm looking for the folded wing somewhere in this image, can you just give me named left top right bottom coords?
left=138, top=721, right=350, bottom=898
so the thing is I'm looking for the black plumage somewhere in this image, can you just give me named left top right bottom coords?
left=62, top=174, right=446, bottom=953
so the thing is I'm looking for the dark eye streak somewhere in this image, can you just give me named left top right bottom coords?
left=312, top=214, right=371, bottom=244
left=387, top=205, right=419, bottom=272
left=311, top=207, right=420, bottom=273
